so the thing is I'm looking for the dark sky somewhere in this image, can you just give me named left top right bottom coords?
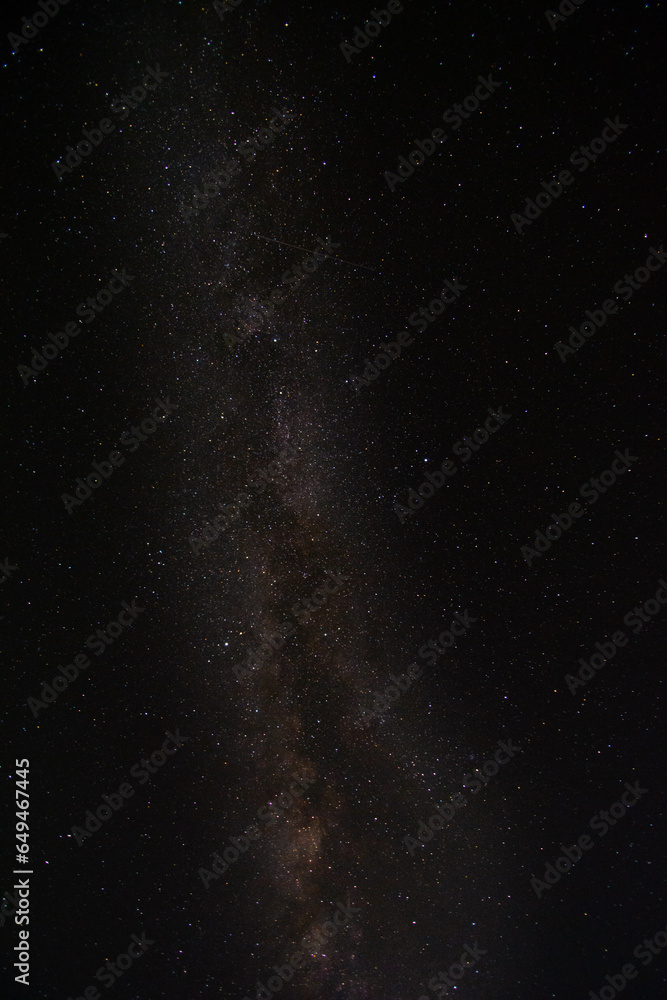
left=2, top=1, right=666, bottom=998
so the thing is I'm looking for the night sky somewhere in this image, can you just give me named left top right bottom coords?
left=2, top=1, right=666, bottom=998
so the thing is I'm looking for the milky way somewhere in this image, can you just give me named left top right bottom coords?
left=7, top=2, right=664, bottom=998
